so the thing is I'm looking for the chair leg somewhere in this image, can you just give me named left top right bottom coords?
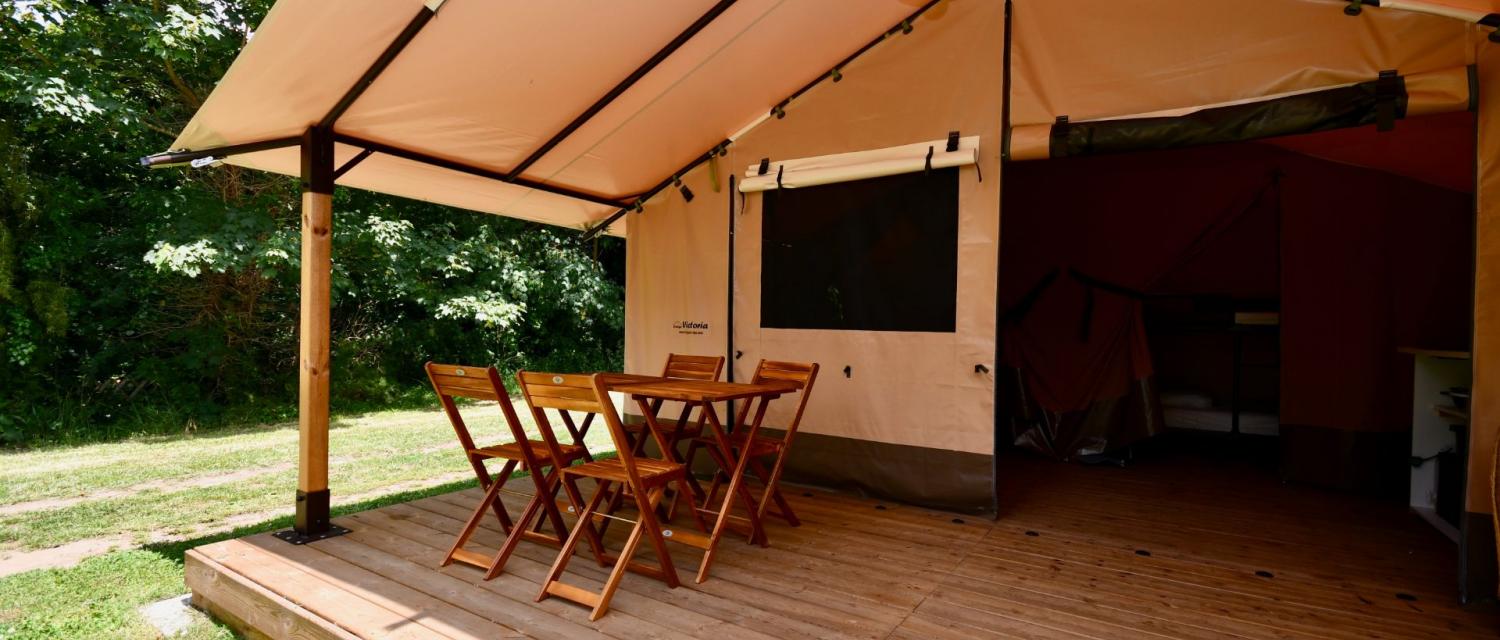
left=443, top=464, right=509, bottom=568
left=748, top=454, right=795, bottom=547
left=701, top=443, right=733, bottom=512
left=592, top=486, right=672, bottom=621
left=746, top=454, right=799, bottom=529
left=679, top=475, right=712, bottom=535
left=557, top=473, right=611, bottom=567
left=538, top=478, right=612, bottom=603
left=486, top=460, right=519, bottom=533
left=483, top=482, right=547, bottom=580
left=637, top=486, right=678, bottom=587
left=438, top=461, right=516, bottom=566
left=680, top=438, right=709, bottom=500
left=535, top=465, right=571, bottom=538
left=597, top=477, right=628, bottom=538
left=695, top=447, right=763, bottom=584
left=662, top=428, right=704, bottom=522
left=481, top=465, right=571, bottom=580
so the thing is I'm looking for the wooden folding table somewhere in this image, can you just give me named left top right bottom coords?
left=606, top=376, right=798, bottom=583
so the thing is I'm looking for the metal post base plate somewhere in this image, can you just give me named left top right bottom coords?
left=272, top=524, right=351, bottom=545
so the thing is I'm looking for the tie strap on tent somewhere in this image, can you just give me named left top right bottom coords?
left=1346, top=0, right=1500, bottom=38
left=1008, top=66, right=1474, bottom=161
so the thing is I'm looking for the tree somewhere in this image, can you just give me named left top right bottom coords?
left=0, top=0, right=624, bottom=445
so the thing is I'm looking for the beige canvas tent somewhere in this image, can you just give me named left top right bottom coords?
left=149, top=0, right=1500, bottom=607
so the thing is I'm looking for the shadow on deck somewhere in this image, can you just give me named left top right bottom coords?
left=186, top=455, right=1500, bottom=639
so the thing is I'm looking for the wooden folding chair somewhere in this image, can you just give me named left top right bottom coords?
left=424, top=363, right=590, bottom=580
left=694, top=360, right=819, bottom=549
left=519, top=371, right=705, bottom=621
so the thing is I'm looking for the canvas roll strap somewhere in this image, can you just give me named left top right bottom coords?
left=739, top=135, right=979, bottom=192
left=1375, top=69, right=1402, bottom=131
left=1354, top=0, right=1495, bottom=24
left=1006, top=66, right=1470, bottom=161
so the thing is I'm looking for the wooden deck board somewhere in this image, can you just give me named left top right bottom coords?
left=189, top=455, right=1500, bottom=639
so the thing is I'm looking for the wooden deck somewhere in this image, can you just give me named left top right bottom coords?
left=187, top=454, right=1500, bottom=639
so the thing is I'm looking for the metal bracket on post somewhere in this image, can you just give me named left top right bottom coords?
left=276, top=489, right=350, bottom=544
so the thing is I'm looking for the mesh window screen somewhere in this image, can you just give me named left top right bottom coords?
left=760, top=168, right=958, bottom=332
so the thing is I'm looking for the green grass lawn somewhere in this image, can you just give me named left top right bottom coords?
left=0, top=401, right=614, bottom=639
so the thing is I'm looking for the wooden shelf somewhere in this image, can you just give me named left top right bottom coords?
left=1433, top=404, right=1469, bottom=424
left=1398, top=347, right=1471, bottom=360
left=1233, top=311, right=1280, bottom=326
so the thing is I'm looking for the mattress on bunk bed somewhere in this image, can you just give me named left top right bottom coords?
left=1163, top=406, right=1279, bottom=436
left=1159, top=391, right=1279, bottom=436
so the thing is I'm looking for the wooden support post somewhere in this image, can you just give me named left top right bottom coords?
left=278, top=126, right=347, bottom=544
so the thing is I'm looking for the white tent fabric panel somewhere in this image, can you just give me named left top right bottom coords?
left=738, top=136, right=978, bottom=193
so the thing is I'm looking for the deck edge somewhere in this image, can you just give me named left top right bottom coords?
left=185, top=546, right=359, bottom=640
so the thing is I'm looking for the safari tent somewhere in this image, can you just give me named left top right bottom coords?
left=146, top=0, right=1500, bottom=635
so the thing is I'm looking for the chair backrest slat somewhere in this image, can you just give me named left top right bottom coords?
left=659, top=354, right=725, bottom=424
left=518, top=370, right=650, bottom=488
left=517, top=372, right=607, bottom=413
left=735, top=360, right=819, bottom=440
left=429, top=377, right=501, bottom=401
left=663, top=353, right=724, bottom=380
left=425, top=362, right=534, bottom=463
left=427, top=365, right=503, bottom=401
left=755, top=367, right=812, bottom=389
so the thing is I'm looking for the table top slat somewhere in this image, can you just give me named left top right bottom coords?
left=604, top=377, right=796, bottom=402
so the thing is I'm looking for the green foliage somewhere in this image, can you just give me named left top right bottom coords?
left=0, top=1, right=625, bottom=446
left=0, top=549, right=223, bottom=640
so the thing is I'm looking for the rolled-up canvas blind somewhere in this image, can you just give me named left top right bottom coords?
left=739, top=136, right=979, bottom=193
left=1008, top=66, right=1473, bottom=161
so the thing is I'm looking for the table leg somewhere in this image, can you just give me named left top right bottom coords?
left=696, top=398, right=769, bottom=583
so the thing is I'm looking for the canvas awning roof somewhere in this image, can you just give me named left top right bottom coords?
left=147, top=0, right=944, bottom=236
left=149, top=0, right=1497, bottom=235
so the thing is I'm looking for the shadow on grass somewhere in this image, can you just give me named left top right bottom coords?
left=82, top=397, right=512, bottom=450
left=139, top=449, right=619, bottom=566
left=139, top=476, right=481, bottom=566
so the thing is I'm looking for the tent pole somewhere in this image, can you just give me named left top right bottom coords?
left=138, top=136, right=301, bottom=168
left=278, top=126, right=346, bottom=544
left=332, top=133, right=627, bottom=209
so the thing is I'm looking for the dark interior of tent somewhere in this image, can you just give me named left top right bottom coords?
left=997, top=110, right=1476, bottom=516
